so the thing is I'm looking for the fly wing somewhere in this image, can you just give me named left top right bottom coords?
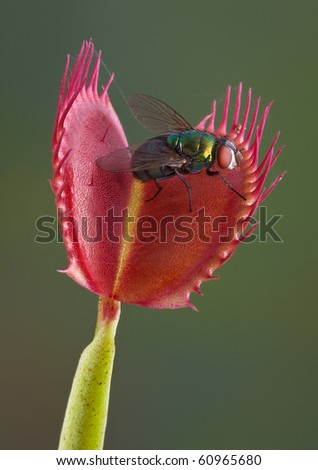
left=128, top=94, right=192, bottom=134
left=96, top=138, right=186, bottom=172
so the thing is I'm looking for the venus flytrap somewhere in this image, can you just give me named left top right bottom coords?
left=51, top=40, right=285, bottom=449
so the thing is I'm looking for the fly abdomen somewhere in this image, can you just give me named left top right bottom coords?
left=134, top=165, right=175, bottom=182
left=131, top=137, right=176, bottom=182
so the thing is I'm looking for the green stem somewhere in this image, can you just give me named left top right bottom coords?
left=58, top=297, right=121, bottom=450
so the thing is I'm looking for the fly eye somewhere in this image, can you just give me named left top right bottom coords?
left=217, top=145, right=236, bottom=169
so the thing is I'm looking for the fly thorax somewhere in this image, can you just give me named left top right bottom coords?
left=190, top=160, right=207, bottom=173
left=197, top=132, right=216, bottom=163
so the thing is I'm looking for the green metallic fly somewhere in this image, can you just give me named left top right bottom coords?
left=96, top=94, right=246, bottom=212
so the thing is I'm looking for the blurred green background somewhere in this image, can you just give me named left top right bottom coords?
left=1, top=0, right=317, bottom=450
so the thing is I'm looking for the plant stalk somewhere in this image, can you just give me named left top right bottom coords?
left=58, top=297, right=120, bottom=449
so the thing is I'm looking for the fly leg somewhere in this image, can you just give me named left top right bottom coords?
left=174, top=169, right=193, bottom=212
left=145, top=180, right=163, bottom=203
left=206, top=168, right=246, bottom=200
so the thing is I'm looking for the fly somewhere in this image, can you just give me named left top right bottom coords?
left=96, top=94, right=246, bottom=212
